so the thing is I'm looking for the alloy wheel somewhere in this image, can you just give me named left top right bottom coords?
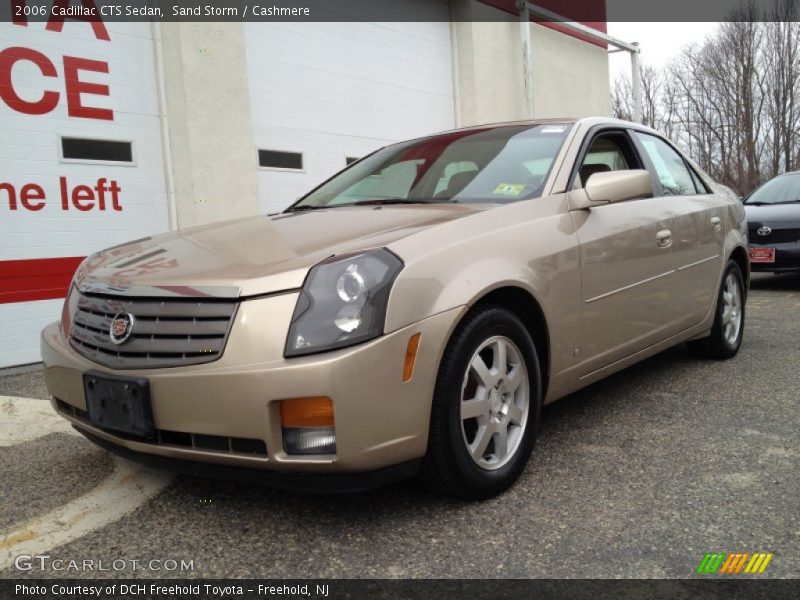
left=721, top=272, right=742, bottom=346
left=460, top=335, right=529, bottom=470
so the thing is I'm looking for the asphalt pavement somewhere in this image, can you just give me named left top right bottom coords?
left=1, top=273, right=798, bottom=579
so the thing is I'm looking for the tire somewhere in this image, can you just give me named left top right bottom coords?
left=687, top=260, right=746, bottom=359
left=422, top=305, right=542, bottom=500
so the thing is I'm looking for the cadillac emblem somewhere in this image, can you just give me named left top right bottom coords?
left=109, top=312, right=135, bottom=345
left=757, top=226, right=772, bottom=236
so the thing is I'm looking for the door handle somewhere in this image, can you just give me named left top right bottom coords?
left=710, top=216, right=722, bottom=231
left=656, top=229, right=672, bottom=248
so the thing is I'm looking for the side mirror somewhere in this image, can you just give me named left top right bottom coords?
left=568, top=169, right=653, bottom=210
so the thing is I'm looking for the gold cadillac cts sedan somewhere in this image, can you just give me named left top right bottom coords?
left=42, top=118, right=748, bottom=499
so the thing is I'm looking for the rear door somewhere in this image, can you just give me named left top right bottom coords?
left=631, top=132, right=725, bottom=327
left=571, top=129, right=681, bottom=374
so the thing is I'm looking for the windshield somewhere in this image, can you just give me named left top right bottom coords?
left=745, top=174, right=800, bottom=205
left=287, top=123, right=573, bottom=211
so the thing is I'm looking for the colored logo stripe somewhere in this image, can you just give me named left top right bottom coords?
left=697, top=553, right=726, bottom=574
left=697, top=552, right=773, bottom=574
left=719, top=553, right=749, bottom=574
left=744, top=553, right=773, bottom=574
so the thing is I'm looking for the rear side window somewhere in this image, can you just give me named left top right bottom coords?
left=634, top=132, right=700, bottom=196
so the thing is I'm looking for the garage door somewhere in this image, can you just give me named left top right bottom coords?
left=244, top=3, right=456, bottom=214
left=0, top=19, right=169, bottom=368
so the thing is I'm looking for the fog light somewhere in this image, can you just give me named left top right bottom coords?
left=280, top=397, right=336, bottom=455
left=282, top=427, right=336, bottom=455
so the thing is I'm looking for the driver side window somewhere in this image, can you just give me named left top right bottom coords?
left=577, top=134, right=633, bottom=188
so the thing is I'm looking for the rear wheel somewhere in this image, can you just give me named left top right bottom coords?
left=688, top=260, right=745, bottom=359
left=423, top=306, right=542, bottom=500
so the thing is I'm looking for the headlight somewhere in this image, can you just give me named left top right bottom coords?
left=284, top=248, right=403, bottom=357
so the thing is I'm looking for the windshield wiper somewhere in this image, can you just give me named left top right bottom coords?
left=352, top=198, right=449, bottom=206
left=286, top=198, right=452, bottom=212
left=747, top=199, right=800, bottom=206
left=284, top=205, right=328, bottom=213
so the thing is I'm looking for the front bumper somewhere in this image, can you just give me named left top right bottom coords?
left=42, top=291, right=463, bottom=476
left=749, top=242, right=800, bottom=272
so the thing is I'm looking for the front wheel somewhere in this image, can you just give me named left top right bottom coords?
left=688, top=260, right=746, bottom=359
left=423, top=306, right=542, bottom=500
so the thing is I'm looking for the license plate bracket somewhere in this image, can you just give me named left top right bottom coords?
left=83, top=371, right=155, bottom=438
left=749, top=247, right=776, bottom=263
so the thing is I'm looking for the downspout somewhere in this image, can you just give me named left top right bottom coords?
left=518, top=1, right=535, bottom=118
left=518, top=2, right=641, bottom=122
left=448, top=8, right=462, bottom=128
left=152, top=21, right=179, bottom=231
left=630, top=42, right=643, bottom=123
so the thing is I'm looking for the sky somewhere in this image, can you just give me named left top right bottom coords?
left=606, top=22, right=720, bottom=84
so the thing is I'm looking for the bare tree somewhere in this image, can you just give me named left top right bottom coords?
left=610, top=7, right=800, bottom=195
left=610, top=63, right=662, bottom=129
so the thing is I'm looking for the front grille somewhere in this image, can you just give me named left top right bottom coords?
left=69, top=292, right=237, bottom=369
left=748, top=225, right=800, bottom=245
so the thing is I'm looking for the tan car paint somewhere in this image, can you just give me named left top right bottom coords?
left=42, top=117, right=748, bottom=474
left=75, top=204, right=483, bottom=298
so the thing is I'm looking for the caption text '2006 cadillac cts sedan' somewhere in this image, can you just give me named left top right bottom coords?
left=42, top=118, right=749, bottom=499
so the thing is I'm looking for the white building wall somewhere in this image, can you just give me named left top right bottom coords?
left=244, top=19, right=456, bottom=214
left=530, top=23, right=611, bottom=119
left=0, top=21, right=169, bottom=367
left=157, top=23, right=260, bottom=229
left=452, top=0, right=611, bottom=126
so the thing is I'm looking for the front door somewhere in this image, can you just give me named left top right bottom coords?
left=570, top=130, right=681, bottom=374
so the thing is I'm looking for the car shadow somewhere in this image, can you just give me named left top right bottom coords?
left=749, top=272, right=800, bottom=291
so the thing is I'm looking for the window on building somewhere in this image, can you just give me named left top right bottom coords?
left=61, top=137, right=133, bottom=163
left=258, top=149, right=303, bottom=170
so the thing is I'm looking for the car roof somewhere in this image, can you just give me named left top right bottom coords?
left=416, top=116, right=661, bottom=142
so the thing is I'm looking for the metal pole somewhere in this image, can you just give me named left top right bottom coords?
left=518, top=1, right=535, bottom=118
left=631, top=42, right=643, bottom=123
left=518, top=2, right=643, bottom=122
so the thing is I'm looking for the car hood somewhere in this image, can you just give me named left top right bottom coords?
left=744, top=203, right=800, bottom=224
left=75, top=204, right=484, bottom=298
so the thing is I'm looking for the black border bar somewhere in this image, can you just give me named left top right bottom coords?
left=0, top=0, right=796, bottom=23
left=2, top=579, right=800, bottom=600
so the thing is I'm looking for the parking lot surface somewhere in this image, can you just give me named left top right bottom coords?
left=1, top=274, right=798, bottom=579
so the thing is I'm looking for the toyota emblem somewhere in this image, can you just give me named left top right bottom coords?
left=757, top=226, right=772, bottom=236
left=109, top=312, right=135, bottom=345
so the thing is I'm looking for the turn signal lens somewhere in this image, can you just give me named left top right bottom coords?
left=280, top=396, right=334, bottom=428
left=402, top=333, right=421, bottom=382
left=280, top=397, right=336, bottom=455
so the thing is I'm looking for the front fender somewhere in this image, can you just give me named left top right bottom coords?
left=385, top=196, right=582, bottom=379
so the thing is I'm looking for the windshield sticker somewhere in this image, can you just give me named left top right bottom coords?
left=494, top=183, right=526, bottom=196
left=541, top=126, right=567, bottom=133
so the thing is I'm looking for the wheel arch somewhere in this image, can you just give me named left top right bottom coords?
left=467, top=285, right=551, bottom=398
left=729, top=245, right=750, bottom=294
